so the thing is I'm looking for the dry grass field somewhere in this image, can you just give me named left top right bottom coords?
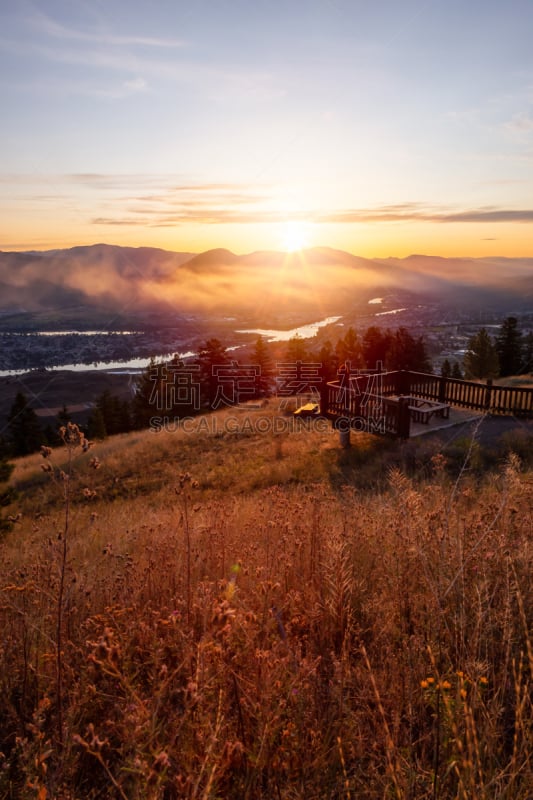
left=1, top=405, right=532, bottom=798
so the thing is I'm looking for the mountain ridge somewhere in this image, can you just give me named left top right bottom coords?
left=0, top=244, right=531, bottom=320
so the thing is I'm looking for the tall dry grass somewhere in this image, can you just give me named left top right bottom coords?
left=0, top=416, right=532, bottom=798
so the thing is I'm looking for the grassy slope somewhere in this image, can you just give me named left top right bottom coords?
left=1, top=406, right=533, bottom=798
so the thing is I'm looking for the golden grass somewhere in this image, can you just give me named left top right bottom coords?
left=1, top=413, right=532, bottom=798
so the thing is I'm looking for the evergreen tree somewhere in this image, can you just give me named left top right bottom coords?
left=362, top=326, right=392, bottom=370
left=387, top=328, right=431, bottom=372
left=463, top=328, right=499, bottom=379
left=57, top=405, right=71, bottom=428
left=335, top=327, right=363, bottom=369
left=522, top=332, right=533, bottom=374
left=96, top=391, right=131, bottom=435
left=7, top=392, right=42, bottom=456
left=41, top=424, right=57, bottom=447
left=251, top=336, right=274, bottom=397
left=496, top=317, right=523, bottom=377
left=318, top=340, right=338, bottom=382
left=196, top=339, right=229, bottom=409
left=46, top=405, right=72, bottom=446
left=116, top=398, right=132, bottom=433
left=86, top=407, right=107, bottom=440
left=284, top=334, right=309, bottom=363
left=451, top=361, right=463, bottom=379
left=0, top=435, right=10, bottom=460
left=441, top=359, right=452, bottom=378
left=0, top=454, right=15, bottom=535
left=132, top=358, right=160, bottom=429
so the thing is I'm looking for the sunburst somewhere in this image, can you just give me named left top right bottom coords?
left=280, top=220, right=311, bottom=252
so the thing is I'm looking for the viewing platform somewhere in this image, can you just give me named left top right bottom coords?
left=321, top=370, right=533, bottom=441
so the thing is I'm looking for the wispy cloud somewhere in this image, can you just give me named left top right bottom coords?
left=504, top=112, right=533, bottom=134
left=4, top=173, right=533, bottom=230
left=318, top=204, right=533, bottom=224
left=435, top=209, right=533, bottom=223
left=1, top=9, right=281, bottom=102
left=92, top=218, right=138, bottom=226
left=123, top=77, right=147, bottom=92
left=30, top=11, right=187, bottom=49
left=89, top=199, right=533, bottom=228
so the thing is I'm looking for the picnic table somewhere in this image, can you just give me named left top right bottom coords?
left=402, top=396, right=450, bottom=424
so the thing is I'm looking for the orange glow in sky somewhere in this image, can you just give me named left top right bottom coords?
left=1, top=2, right=532, bottom=258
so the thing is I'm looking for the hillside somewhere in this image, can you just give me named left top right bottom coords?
left=1, top=406, right=533, bottom=798
left=1, top=245, right=532, bottom=329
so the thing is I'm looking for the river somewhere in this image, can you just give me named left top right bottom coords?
left=0, top=316, right=342, bottom=377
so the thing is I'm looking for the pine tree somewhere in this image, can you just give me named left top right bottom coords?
left=387, top=328, right=431, bottom=372
left=463, top=329, right=499, bottom=379
left=496, top=317, right=523, bottom=377
left=451, top=362, right=463, bottom=379
left=251, top=336, right=274, bottom=397
left=132, top=358, right=160, bottom=429
left=96, top=391, right=131, bottom=435
left=522, top=332, right=533, bottom=373
left=196, top=339, right=229, bottom=409
left=86, top=407, right=107, bottom=440
left=441, top=359, right=452, bottom=378
left=57, top=405, right=71, bottom=428
left=7, top=392, right=43, bottom=456
left=284, top=334, right=309, bottom=363
left=362, top=326, right=392, bottom=370
left=335, top=327, right=363, bottom=369
left=318, top=340, right=338, bottom=382
left=47, top=405, right=72, bottom=445
left=0, top=454, right=15, bottom=535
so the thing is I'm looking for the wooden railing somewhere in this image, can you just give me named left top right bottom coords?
left=324, top=373, right=411, bottom=438
left=323, top=370, right=533, bottom=438
left=396, top=371, right=533, bottom=417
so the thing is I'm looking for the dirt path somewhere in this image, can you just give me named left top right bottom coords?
left=423, top=413, right=533, bottom=448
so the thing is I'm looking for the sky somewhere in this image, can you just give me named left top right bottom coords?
left=1, top=0, right=533, bottom=257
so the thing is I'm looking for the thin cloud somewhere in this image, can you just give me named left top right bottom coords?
left=504, top=113, right=533, bottom=134
left=124, top=77, right=147, bottom=92
left=31, top=12, right=187, bottom=49
left=439, top=209, right=533, bottom=223
left=11, top=15, right=280, bottom=100
left=91, top=201, right=533, bottom=228
left=92, top=217, right=144, bottom=226
left=92, top=209, right=307, bottom=227
left=0, top=173, right=269, bottom=199
left=318, top=205, right=533, bottom=224
left=7, top=173, right=533, bottom=229
left=171, top=183, right=264, bottom=193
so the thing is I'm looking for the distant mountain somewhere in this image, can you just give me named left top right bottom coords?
left=0, top=244, right=531, bottom=325
left=380, top=254, right=533, bottom=285
left=181, top=248, right=239, bottom=272
left=0, top=244, right=194, bottom=315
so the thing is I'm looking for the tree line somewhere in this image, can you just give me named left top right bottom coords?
left=1, top=324, right=431, bottom=456
left=462, top=317, right=533, bottom=380
left=2, top=317, right=530, bottom=457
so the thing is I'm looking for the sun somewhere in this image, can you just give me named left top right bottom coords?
left=280, top=220, right=311, bottom=252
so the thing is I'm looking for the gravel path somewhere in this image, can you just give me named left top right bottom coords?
left=419, top=413, right=533, bottom=449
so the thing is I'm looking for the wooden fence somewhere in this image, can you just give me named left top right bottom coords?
left=323, top=370, right=533, bottom=438
left=394, top=371, right=533, bottom=417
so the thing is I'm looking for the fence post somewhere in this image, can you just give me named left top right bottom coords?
left=397, top=396, right=411, bottom=439
left=397, top=370, right=410, bottom=396
left=484, top=379, right=493, bottom=412
left=334, top=415, right=351, bottom=447
left=438, top=376, right=446, bottom=403
left=319, top=380, right=329, bottom=417
left=339, top=427, right=351, bottom=448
